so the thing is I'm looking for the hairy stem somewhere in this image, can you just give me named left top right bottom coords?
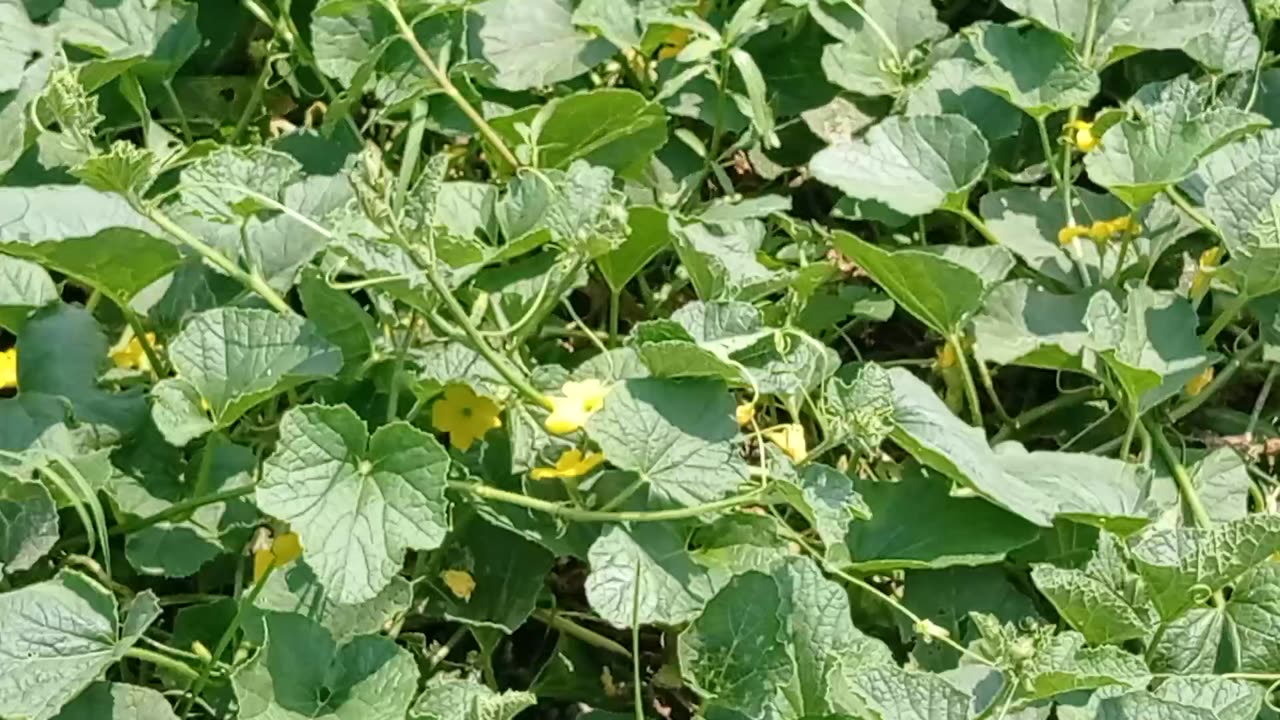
left=450, top=481, right=764, bottom=522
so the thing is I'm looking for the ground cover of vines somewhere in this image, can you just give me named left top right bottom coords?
left=8, top=0, right=1280, bottom=718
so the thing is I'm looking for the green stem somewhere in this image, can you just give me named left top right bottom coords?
left=161, top=80, right=193, bottom=144
left=232, top=58, right=272, bottom=144
left=1165, top=186, right=1227, bottom=242
left=1247, top=364, right=1279, bottom=439
left=191, top=432, right=221, bottom=499
left=631, top=562, right=644, bottom=720
left=146, top=207, right=294, bottom=315
left=422, top=264, right=554, bottom=410
left=451, top=481, right=764, bottom=523
left=178, top=567, right=273, bottom=717
left=992, top=388, right=1098, bottom=444
left=974, top=355, right=1011, bottom=424
left=532, top=608, right=632, bottom=659
left=1202, top=291, right=1251, bottom=349
left=953, top=208, right=1001, bottom=246
left=385, top=312, right=417, bottom=423
left=609, top=287, right=622, bottom=347
left=1145, top=417, right=1227, bottom=609
left=1035, top=116, right=1064, bottom=187
left=395, top=100, right=430, bottom=211
left=1118, top=402, right=1139, bottom=460
left=59, top=485, right=256, bottom=551
left=948, top=334, right=984, bottom=427
left=125, top=647, right=203, bottom=682
left=381, top=1, right=521, bottom=170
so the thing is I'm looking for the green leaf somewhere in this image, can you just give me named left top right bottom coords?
left=424, top=519, right=554, bottom=632
left=409, top=674, right=537, bottom=720
left=1000, top=0, right=1217, bottom=68
left=298, top=270, right=377, bottom=379
left=899, top=566, right=1041, bottom=671
left=814, top=0, right=947, bottom=97
left=1130, top=514, right=1280, bottom=619
left=0, top=255, right=58, bottom=333
left=811, top=115, right=989, bottom=217
left=488, top=89, right=667, bottom=178
left=17, top=304, right=147, bottom=435
left=53, top=682, right=178, bottom=720
left=1152, top=676, right=1265, bottom=720
left=0, top=571, right=159, bottom=720
left=473, top=0, right=616, bottom=91
left=1226, top=561, right=1280, bottom=673
left=111, top=439, right=257, bottom=577
left=905, top=58, right=1022, bottom=143
left=0, top=474, right=59, bottom=577
left=53, top=0, right=199, bottom=81
left=1031, top=533, right=1157, bottom=645
left=586, top=522, right=726, bottom=627
left=678, top=572, right=794, bottom=717
left=972, top=280, right=1093, bottom=371
left=596, top=206, right=671, bottom=293
left=255, top=564, right=413, bottom=644
left=179, top=145, right=303, bottom=222
left=845, top=464, right=1039, bottom=571
left=1085, top=75, right=1268, bottom=207
left=832, top=231, right=1010, bottom=335
left=257, top=404, right=452, bottom=604
left=777, top=463, right=870, bottom=561
left=821, top=363, right=896, bottom=452
left=586, top=378, right=749, bottom=509
left=151, top=308, right=342, bottom=446
left=1194, top=129, right=1280, bottom=258
left=0, top=186, right=180, bottom=304
left=966, top=23, right=1099, bottom=118
left=1084, top=286, right=1214, bottom=411
left=671, top=218, right=785, bottom=301
left=232, top=611, right=419, bottom=720
left=843, top=666, right=973, bottom=720
left=1184, top=0, right=1261, bottom=74
left=1020, top=632, right=1151, bottom=699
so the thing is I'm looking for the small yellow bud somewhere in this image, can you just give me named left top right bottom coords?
left=936, top=341, right=958, bottom=369
left=735, top=401, right=755, bottom=426
left=1185, top=366, right=1214, bottom=397
left=440, top=569, right=477, bottom=601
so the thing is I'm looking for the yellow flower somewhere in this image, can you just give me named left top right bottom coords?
left=531, top=448, right=606, bottom=480
left=0, top=349, right=16, bottom=390
left=764, top=423, right=807, bottom=462
left=1058, top=224, right=1088, bottom=246
left=1087, top=215, right=1140, bottom=243
left=936, top=341, right=958, bottom=369
left=253, top=531, right=303, bottom=583
left=431, top=384, right=502, bottom=451
left=111, top=332, right=158, bottom=372
left=1191, top=246, right=1224, bottom=298
left=544, top=379, right=608, bottom=435
left=735, top=401, right=756, bottom=426
left=440, top=569, right=476, bottom=601
left=1066, top=119, right=1098, bottom=152
left=657, top=27, right=690, bottom=59
left=1185, top=366, right=1215, bottom=397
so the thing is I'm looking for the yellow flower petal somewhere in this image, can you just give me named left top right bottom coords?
left=111, top=333, right=158, bottom=371
left=1067, top=120, right=1098, bottom=152
left=936, top=341, right=958, bottom=369
left=764, top=424, right=807, bottom=462
left=431, top=384, right=502, bottom=450
left=441, top=569, right=476, bottom=601
left=253, top=532, right=303, bottom=583
left=531, top=448, right=606, bottom=480
left=1185, top=366, right=1215, bottom=397
left=0, top=349, right=16, bottom=390
left=1058, top=224, right=1086, bottom=246
left=253, top=548, right=274, bottom=583
left=735, top=401, right=755, bottom=426
left=544, top=379, right=608, bottom=434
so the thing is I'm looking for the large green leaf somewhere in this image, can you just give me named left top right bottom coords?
left=845, top=464, right=1039, bottom=571
left=904, top=59, right=1022, bottom=143
left=257, top=404, right=452, bottom=604
left=966, top=22, right=1099, bottom=118
left=1130, top=514, right=1280, bottom=619
left=17, top=304, right=147, bottom=435
left=1085, top=75, right=1268, bottom=207
left=151, top=308, right=342, bottom=446
left=0, top=474, right=59, bottom=577
left=585, top=522, right=725, bottom=628
left=53, top=682, right=178, bottom=720
left=813, top=0, right=948, bottom=97
left=972, top=280, right=1093, bottom=371
left=586, top=378, right=749, bottom=509
left=843, top=666, right=973, bottom=720
left=409, top=675, right=536, bottom=720
left=1031, top=533, right=1158, bottom=645
left=596, top=206, right=671, bottom=293
left=811, top=115, right=989, bottom=217
left=254, top=564, right=412, bottom=645
left=0, top=186, right=180, bottom=304
left=832, top=231, right=1010, bottom=335
left=1000, top=0, right=1218, bottom=68
left=52, top=0, right=199, bottom=81
left=0, top=571, right=159, bottom=720
left=472, top=0, right=615, bottom=91
left=488, top=89, right=667, bottom=177
left=0, top=256, right=58, bottom=333
left=232, top=611, right=419, bottom=720
left=423, top=519, right=554, bottom=632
